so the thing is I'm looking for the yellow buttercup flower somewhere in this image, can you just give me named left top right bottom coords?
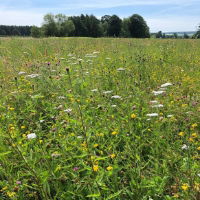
left=106, top=166, right=113, bottom=171
left=131, top=113, right=137, bottom=119
left=191, top=123, right=198, bottom=128
left=110, top=154, right=116, bottom=159
left=181, top=183, right=189, bottom=191
left=93, top=165, right=99, bottom=172
left=21, top=126, right=26, bottom=129
left=178, top=132, right=185, bottom=136
left=191, top=133, right=197, bottom=138
left=6, top=192, right=16, bottom=198
left=111, top=131, right=118, bottom=135
left=93, top=144, right=99, bottom=148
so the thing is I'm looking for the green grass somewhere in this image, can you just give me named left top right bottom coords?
left=0, top=37, right=200, bottom=200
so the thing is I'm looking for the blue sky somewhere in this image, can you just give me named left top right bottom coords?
left=0, top=0, right=199, bottom=32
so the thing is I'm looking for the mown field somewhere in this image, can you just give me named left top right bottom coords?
left=0, top=37, right=199, bottom=200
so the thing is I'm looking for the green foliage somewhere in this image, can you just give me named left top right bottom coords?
left=107, top=15, right=122, bottom=37
left=193, top=25, right=200, bottom=38
left=128, top=14, right=150, bottom=38
left=0, top=37, right=199, bottom=199
left=31, top=26, right=42, bottom=38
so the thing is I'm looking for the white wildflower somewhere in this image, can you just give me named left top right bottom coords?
left=58, top=96, right=66, bottom=99
left=64, top=108, right=72, bottom=113
left=91, top=89, right=98, bottom=92
left=150, top=100, right=159, bottom=104
left=40, top=120, right=45, bottom=123
left=111, top=105, right=117, bottom=108
left=146, top=113, right=159, bottom=117
left=167, top=115, right=173, bottom=118
left=111, top=95, right=121, bottom=99
left=161, top=82, right=173, bottom=88
left=103, top=90, right=113, bottom=94
left=181, top=144, right=189, bottom=150
left=152, top=104, right=164, bottom=108
left=152, top=90, right=165, bottom=96
left=26, top=74, right=40, bottom=78
left=27, top=133, right=37, bottom=139
left=18, top=71, right=26, bottom=75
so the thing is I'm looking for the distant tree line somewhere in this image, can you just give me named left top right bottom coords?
left=152, top=31, right=191, bottom=39
left=0, top=25, right=31, bottom=36
left=1, top=14, right=200, bottom=39
left=30, top=13, right=150, bottom=38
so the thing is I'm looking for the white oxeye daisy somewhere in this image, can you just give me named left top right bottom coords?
left=111, top=105, right=117, bottom=108
left=27, top=133, right=37, bottom=139
left=91, top=89, right=98, bottom=92
left=111, top=95, right=121, bottom=99
left=26, top=74, right=40, bottom=78
left=181, top=144, right=189, bottom=150
left=160, top=82, right=173, bottom=88
left=146, top=113, right=159, bottom=117
left=152, top=104, right=164, bottom=108
left=58, top=96, right=65, bottom=99
left=18, top=71, right=26, bottom=75
left=152, top=90, right=165, bottom=96
left=103, top=91, right=113, bottom=94
left=64, top=109, right=72, bottom=113
left=150, top=100, right=159, bottom=104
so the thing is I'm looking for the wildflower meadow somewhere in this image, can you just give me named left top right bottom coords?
left=0, top=37, right=199, bottom=199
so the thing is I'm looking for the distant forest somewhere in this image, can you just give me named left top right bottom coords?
left=0, top=13, right=200, bottom=38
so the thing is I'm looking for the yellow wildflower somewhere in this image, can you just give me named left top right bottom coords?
left=197, top=146, right=200, bottom=151
left=191, top=133, right=198, bottom=138
left=93, top=165, right=99, bottom=172
left=21, top=126, right=26, bottom=129
left=110, top=154, right=116, bottom=159
left=191, top=123, right=198, bottom=129
left=181, top=183, right=189, bottom=191
left=111, top=131, right=118, bottom=135
left=6, top=192, right=16, bottom=198
left=9, top=107, right=15, bottom=111
left=178, top=132, right=185, bottom=136
left=188, top=137, right=194, bottom=142
left=131, top=113, right=137, bottom=119
left=93, top=144, right=99, bottom=148
left=106, top=166, right=113, bottom=171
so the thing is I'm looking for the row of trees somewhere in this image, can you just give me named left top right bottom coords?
left=0, top=25, right=31, bottom=36
left=153, top=31, right=190, bottom=39
left=31, top=13, right=150, bottom=38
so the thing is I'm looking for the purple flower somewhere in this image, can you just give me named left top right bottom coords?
left=16, top=181, right=22, bottom=185
left=73, top=167, right=79, bottom=171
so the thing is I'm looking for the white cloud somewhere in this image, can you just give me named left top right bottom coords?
left=147, top=16, right=199, bottom=32
left=0, top=9, right=43, bottom=26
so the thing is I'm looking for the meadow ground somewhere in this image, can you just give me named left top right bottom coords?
left=0, top=37, right=199, bottom=200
